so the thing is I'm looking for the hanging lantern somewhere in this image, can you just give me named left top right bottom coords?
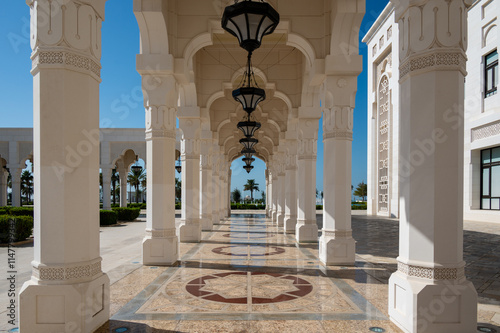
left=237, top=112, right=261, bottom=138
left=243, top=165, right=254, bottom=173
left=131, top=165, right=142, bottom=173
left=175, top=157, right=181, bottom=173
left=242, top=157, right=255, bottom=167
left=240, top=137, right=258, bottom=150
left=241, top=148, right=256, bottom=159
left=221, top=0, right=280, bottom=53
left=232, top=53, right=265, bottom=113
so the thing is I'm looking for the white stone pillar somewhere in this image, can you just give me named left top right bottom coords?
left=118, top=167, right=128, bottom=207
left=296, top=120, right=319, bottom=242
left=388, top=1, right=477, bottom=332
left=227, top=169, right=232, bottom=218
left=140, top=75, right=179, bottom=265
left=200, top=138, right=213, bottom=231
left=271, top=169, right=278, bottom=223
left=101, top=167, right=112, bottom=211
left=320, top=102, right=356, bottom=265
left=264, top=169, right=269, bottom=216
left=20, top=1, right=109, bottom=332
left=211, top=146, right=220, bottom=224
left=266, top=170, right=272, bottom=218
left=8, top=166, right=22, bottom=207
left=179, top=119, right=201, bottom=242
left=284, top=147, right=298, bottom=232
left=0, top=169, right=8, bottom=207
left=276, top=166, right=286, bottom=228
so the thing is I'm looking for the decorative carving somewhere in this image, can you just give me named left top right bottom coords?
left=33, top=260, right=102, bottom=282
left=398, top=0, right=469, bottom=62
left=181, top=138, right=201, bottom=159
left=472, top=121, right=500, bottom=142
left=387, top=26, right=392, bottom=39
left=323, top=106, right=354, bottom=141
left=337, top=78, right=348, bottom=88
left=399, top=51, right=467, bottom=80
left=146, top=106, right=176, bottom=133
left=323, top=230, right=353, bottom=238
left=378, top=75, right=390, bottom=214
left=28, top=0, right=104, bottom=60
left=298, top=139, right=317, bottom=160
left=398, top=261, right=465, bottom=280
left=145, top=229, right=177, bottom=238
left=33, top=50, right=101, bottom=78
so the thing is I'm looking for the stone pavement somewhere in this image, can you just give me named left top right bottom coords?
left=1, top=211, right=499, bottom=332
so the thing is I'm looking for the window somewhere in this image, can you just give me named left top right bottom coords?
left=485, top=50, right=498, bottom=98
left=481, top=147, right=500, bottom=210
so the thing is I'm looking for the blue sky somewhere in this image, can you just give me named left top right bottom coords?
left=0, top=0, right=390, bottom=200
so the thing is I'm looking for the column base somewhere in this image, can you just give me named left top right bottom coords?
left=295, top=221, right=318, bottom=242
left=201, top=215, right=213, bottom=231
left=143, top=234, right=179, bottom=265
left=178, top=220, right=202, bottom=242
left=389, top=266, right=477, bottom=333
left=319, top=233, right=355, bottom=265
left=20, top=273, right=110, bottom=333
left=277, top=212, right=285, bottom=227
left=272, top=211, right=277, bottom=223
left=284, top=215, right=297, bottom=233
left=212, top=212, right=219, bottom=225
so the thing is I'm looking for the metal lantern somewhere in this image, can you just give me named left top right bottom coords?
left=131, top=165, right=143, bottom=173
left=240, top=137, right=258, bottom=150
left=232, top=53, right=265, bottom=113
left=237, top=112, right=261, bottom=138
left=221, top=0, right=280, bottom=53
left=243, top=165, right=254, bottom=173
left=241, top=148, right=256, bottom=159
left=242, top=157, right=255, bottom=167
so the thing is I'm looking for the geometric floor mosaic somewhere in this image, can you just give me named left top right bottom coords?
left=112, top=215, right=387, bottom=322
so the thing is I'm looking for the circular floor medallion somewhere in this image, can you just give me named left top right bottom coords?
left=212, top=245, right=285, bottom=257
left=222, top=233, right=275, bottom=239
left=186, top=272, right=313, bottom=304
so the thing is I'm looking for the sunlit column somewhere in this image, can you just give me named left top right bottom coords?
left=101, top=167, right=112, bottom=211
left=200, top=138, right=213, bottom=230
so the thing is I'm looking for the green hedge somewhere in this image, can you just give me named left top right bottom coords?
left=175, top=203, right=181, bottom=209
left=112, top=207, right=140, bottom=221
left=100, top=210, right=118, bottom=226
left=0, top=207, right=34, bottom=217
left=230, top=203, right=266, bottom=210
left=316, top=205, right=323, bottom=210
left=0, top=215, right=34, bottom=243
left=352, top=203, right=367, bottom=210
left=127, top=203, right=146, bottom=209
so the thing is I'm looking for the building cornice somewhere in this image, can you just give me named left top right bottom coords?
left=362, top=2, right=395, bottom=44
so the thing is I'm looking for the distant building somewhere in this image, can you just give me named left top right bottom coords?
left=363, top=0, right=499, bottom=223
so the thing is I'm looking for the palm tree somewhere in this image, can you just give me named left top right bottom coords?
left=128, top=167, right=146, bottom=203
left=140, top=175, right=147, bottom=203
left=353, top=181, right=367, bottom=202
left=243, top=179, right=259, bottom=202
left=111, top=169, right=119, bottom=205
left=20, top=170, right=34, bottom=204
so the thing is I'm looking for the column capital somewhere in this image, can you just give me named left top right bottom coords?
left=323, top=106, right=354, bottom=141
left=181, top=138, right=200, bottom=160
left=298, top=138, right=317, bottom=160
left=394, top=0, right=469, bottom=81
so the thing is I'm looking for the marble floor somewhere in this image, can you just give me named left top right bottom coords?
left=92, top=213, right=500, bottom=333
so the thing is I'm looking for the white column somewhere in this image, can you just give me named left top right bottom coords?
left=0, top=169, right=8, bottom=207
left=320, top=101, right=356, bottom=265
left=271, top=169, right=278, bottom=223
left=101, top=167, right=112, bottom=211
left=276, top=168, right=285, bottom=227
left=296, top=119, right=319, bottom=242
left=179, top=119, right=201, bottom=242
left=211, top=146, right=220, bottom=224
left=388, top=1, right=477, bottom=332
left=118, top=167, right=128, bottom=207
left=20, top=1, right=109, bottom=332
left=227, top=169, right=232, bottom=218
left=284, top=148, right=298, bottom=232
left=141, top=75, right=179, bottom=265
left=266, top=170, right=272, bottom=218
left=8, top=166, right=22, bottom=207
left=200, top=138, right=213, bottom=231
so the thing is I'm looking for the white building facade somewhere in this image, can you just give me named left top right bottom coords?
left=364, top=0, right=500, bottom=223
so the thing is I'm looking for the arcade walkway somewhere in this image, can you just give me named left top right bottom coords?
left=92, top=213, right=500, bottom=333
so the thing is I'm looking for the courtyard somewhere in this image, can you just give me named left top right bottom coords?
left=2, top=211, right=499, bottom=332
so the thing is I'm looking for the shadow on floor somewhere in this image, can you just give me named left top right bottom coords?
left=95, top=320, right=178, bottom=333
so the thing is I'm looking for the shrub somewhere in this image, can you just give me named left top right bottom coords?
left=127, top=203, right=146, bottom=209
left=352, top=203, right=367, bottom=210
left=0, top=215, right=34, bottom=243
left=112, top=207, right=140, bottom=221
left=100, top=210, right=118, bottom=226
left=175, top=203, right=181, bottom=209
left=111, top=203, right=119, bottom=208
left=316, top=205, right=323, bottom=210
left=0, top=207, right=34, bottom=217
left=230, top=203, right=265, bottom=210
